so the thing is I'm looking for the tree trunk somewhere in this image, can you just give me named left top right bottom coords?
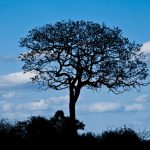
left=69, top=96, right=76, bottom=124
left=68, top=95, right=77, bottom=144
left=68, top=86, right=80, bottom=144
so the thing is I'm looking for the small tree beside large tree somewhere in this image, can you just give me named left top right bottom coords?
left=19, top=20, right=149, bottom=139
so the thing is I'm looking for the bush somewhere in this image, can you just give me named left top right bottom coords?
left=0, top=111, right=150, bottom=148
left=100, top=126, right=141, bottom=145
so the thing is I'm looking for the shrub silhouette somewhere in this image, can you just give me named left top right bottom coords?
left=100, top=127, right=141, bottom=145
left=0, top=110, right=84, bottom=147
left=0, top=111, right=150, bottom=148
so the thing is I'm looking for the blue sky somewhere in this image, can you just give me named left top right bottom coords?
left=0, top=0, right=150, bottom=134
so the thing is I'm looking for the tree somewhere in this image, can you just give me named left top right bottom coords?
left=19, top=20, right=149, bottom=138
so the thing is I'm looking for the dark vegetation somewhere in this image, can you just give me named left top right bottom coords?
left=19, top=20, right=149, bottom=141
left=0, top=110, right=150, bottom=149
left=15, top=20, right=150, bottom=148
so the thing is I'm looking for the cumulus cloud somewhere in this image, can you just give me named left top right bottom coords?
left=141, top=41, right=150, bottom=61
left=0, top=71, right=37, bottom=91
left=79, top=99, right=147, bottom=113
left=21, top=95, right=69, bottom=111
left=141, top=41, right=150, bottom=55
left=0, top=95, right=69, bottom=120
left=82, top=102, right=121, bottom=113
left=0, top=71, right=35, bottom=86
left=124, top=103, right=145, bottom=112
left=135, top=94, right=149, bottom=103
left=24, top=99, right=49, bottom=111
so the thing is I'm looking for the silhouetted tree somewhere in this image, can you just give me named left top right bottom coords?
left=19, top=20, right=149, bottom=140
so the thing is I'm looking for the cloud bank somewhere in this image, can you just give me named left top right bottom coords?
left=0, top=71, right=149, bottom=122
left=79, top=93, right=149, bottom=113
left=0, top=95, right=69, bottom=120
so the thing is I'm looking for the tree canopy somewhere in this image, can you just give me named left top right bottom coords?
left=20, top=20, right=149, bottom=94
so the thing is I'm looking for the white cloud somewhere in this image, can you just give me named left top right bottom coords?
left=0, top=71, right=36, bottom=87
left=23, top=95, right=69, bottom=111
left=135, top=94, right=149, bottom=102
left=141, top=41, right=150, bottom=55
left=83, top=102, right=121, bottom=113
left=18, top=95, right=68, bottom=112
left=79, top=99, right=147, bottom=113
left=141, top=41, right=150, bottom=61
left=2, top=91, right=16, bottom=99
left=0, top=72, right=34, bottom=85
left=124, top=103, right=144, bottom=112
left=0, top=72, right=39, bottom=103
left=24, top=99, right=49, bottom=111
left=0, top=94, right=69, bottom=120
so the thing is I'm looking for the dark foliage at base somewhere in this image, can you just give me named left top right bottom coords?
left=0, top=110, right=150, bottom=149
